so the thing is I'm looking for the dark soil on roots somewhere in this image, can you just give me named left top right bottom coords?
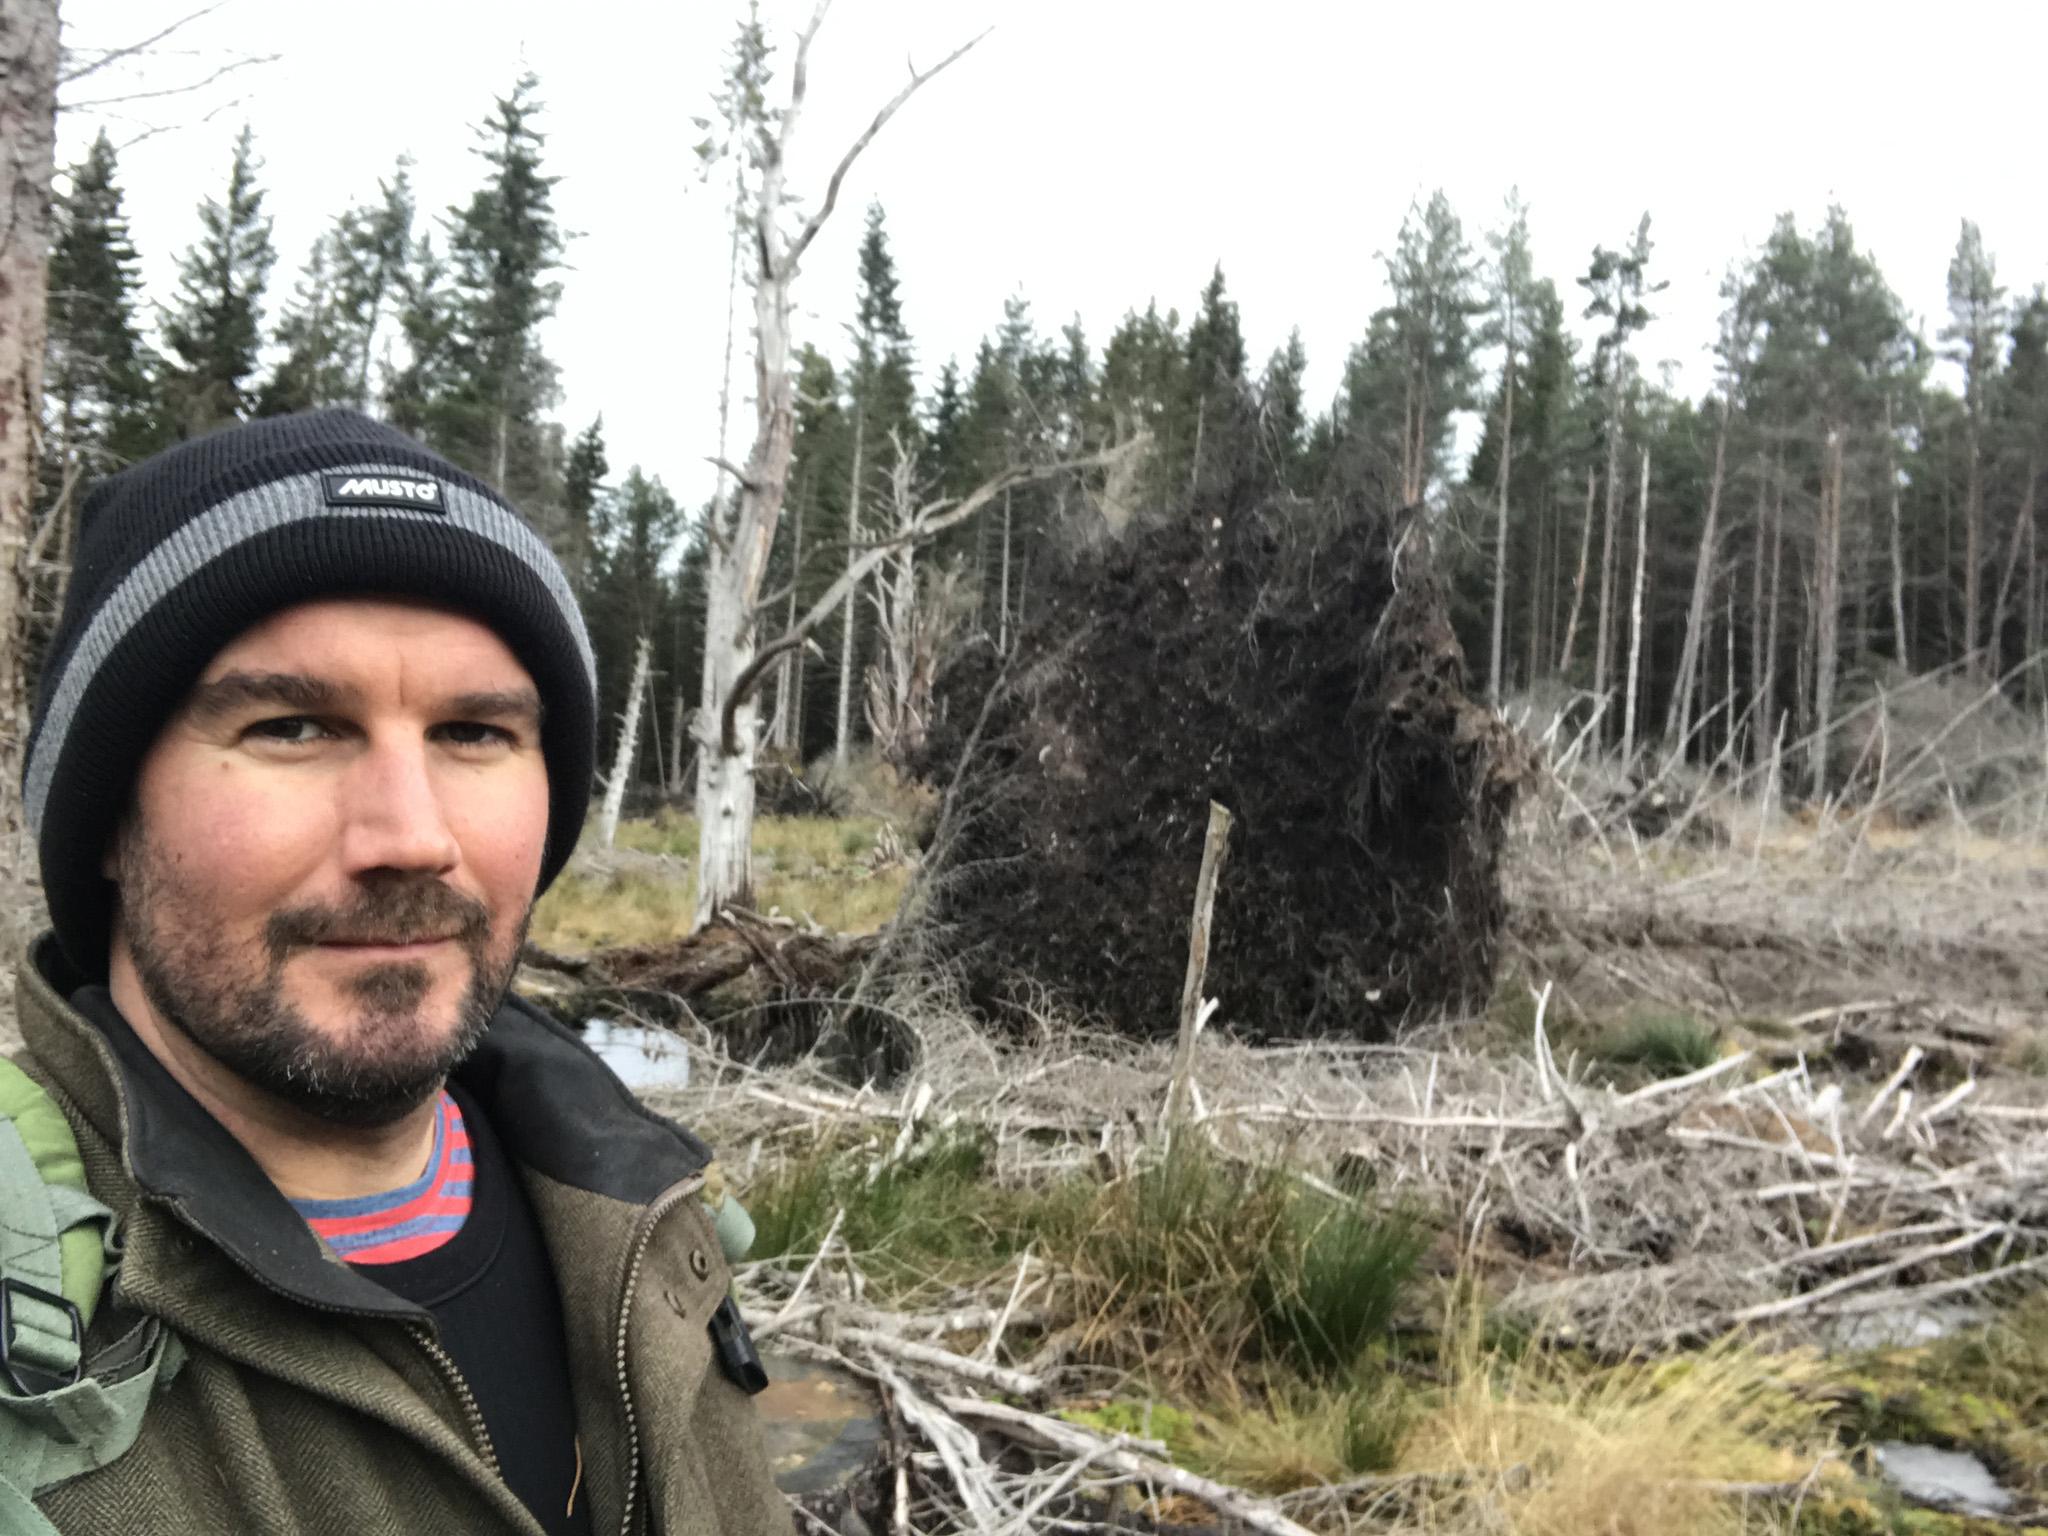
left=913, top=491, right=1529, bottom=1040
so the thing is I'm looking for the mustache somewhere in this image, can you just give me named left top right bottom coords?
left=264, top=880, right=492, bottom=955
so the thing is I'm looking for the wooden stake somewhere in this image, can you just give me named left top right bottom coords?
left=1163, top=801, right=1233, bottom=1132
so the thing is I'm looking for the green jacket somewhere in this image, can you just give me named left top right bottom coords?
left=11, top=937, right=792, bottom=1536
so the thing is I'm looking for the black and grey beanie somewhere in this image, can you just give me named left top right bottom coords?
left=26, top=407, right=597, bottom=978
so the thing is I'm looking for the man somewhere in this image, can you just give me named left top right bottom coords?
left=7, top=409, right=791, bottom=1535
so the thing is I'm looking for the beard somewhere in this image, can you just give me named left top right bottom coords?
left=114, top=832, right=526, bottom=1129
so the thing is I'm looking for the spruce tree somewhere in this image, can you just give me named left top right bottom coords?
left=1180, top=263, right=1250, bottom=495
left=563, top=415, right=609, bottom=597
left=1258, top=328, right=1308, bottom=487
left=1942, top=220, right=2006, bottom=673
left=160, top=125, right=277, bottom=436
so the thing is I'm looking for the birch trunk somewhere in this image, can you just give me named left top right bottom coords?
left=1620, top=448, right=1650, bottom=767
left=1557, top=469, right=1597, bottom=674
left=1665, top=392, right=1730, bottom=752
left=599, top=636, right=652, bottom=850
left=0, top=0, right=57, bottom=839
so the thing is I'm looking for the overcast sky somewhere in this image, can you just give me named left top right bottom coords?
left=57, top=0, right=2048, bottom=508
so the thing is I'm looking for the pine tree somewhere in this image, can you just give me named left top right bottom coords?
left=44, top=130, right=159, bottom=491
left=1180, top=263, right=1249, bottom=496
left=160, top=125, right=277, bottom=435
left=1577, top=213, right=1661, bottom=713
left=562, top=415, right=609, bottom=597
left=1340, top=190, right=1482, bottom=507
left=1258, top=328, right=1308, bottom=488
left=1942, top=220, right=2006, bottom=675
left=436, top=73, right=567, bottom=512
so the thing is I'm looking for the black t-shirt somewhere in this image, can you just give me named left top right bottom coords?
left=359, top=1083, right=593, bottom=1536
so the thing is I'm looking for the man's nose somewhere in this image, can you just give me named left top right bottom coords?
left=338, top=737, right=461, bottom=876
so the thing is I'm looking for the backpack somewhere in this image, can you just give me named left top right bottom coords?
left=0, top=1057, right=183, bottom=1536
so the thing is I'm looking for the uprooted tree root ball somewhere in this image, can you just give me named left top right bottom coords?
left=915, top=491, right=1530, bottom=1039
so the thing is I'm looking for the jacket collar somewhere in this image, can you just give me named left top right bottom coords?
left=17, top=933, right=711, bottom=1319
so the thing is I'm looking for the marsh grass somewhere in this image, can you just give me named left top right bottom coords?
left=1595, top=1012, right=1724, bottom=1078
left=529, top=813, right=912, bottom=950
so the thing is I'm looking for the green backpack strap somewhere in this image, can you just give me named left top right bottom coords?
left=0, top=1060, right=185, bottom=1530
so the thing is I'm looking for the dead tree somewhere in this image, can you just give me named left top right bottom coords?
left=1620, top=447, right=1650, bottom=766
left=598, top=635, right=652, bottom=850
left=0, top=0, right=58, bottom=840
left=864, top=437, right=968, bottom=764
left=1665, top=389, right=1731, bottom=760
left=687, top=3, right=983, bottom=929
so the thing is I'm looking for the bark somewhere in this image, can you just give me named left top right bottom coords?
left=598, top=636, right=651, bottom=850
left=1557, top=468, right=1597, bottom=674
left=1620, top=447, right=1650, bottom=766
left=1665, top=392, right=1730, bottom=754
left=0, top=0, right=57, bottom=841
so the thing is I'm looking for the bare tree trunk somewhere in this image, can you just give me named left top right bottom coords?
left=1810, top=430, right=1845, bottom=797
left=1749, top=457, right=1767, bottom=766
left=668, top=686, right=688, bottom=797
left=599, top=636, right=652, bottom=850
left=997, top=485, right=1011, bottom=654
left=1621, top=448, right=1650, bottom=767
left=1964, top=409, right=1983, bottom=677
left=0, top=0, right=58, bottom=839
left=1987, top=458, right=2036, bottom=676
left=1487, top=322, right=1515, bottom=705
left=1887, top=397, right=1909, bottom=667
left=1761, top=454, right=1786, bottom=768
left=833, top=407, right=865, bottom=770
left=2027, top=514, right=2042, bottom=709
left=1525, top=491, right=1547, bottom=691
left=1557, top=469, right=1597, bottom=674
left=1666, top=393, right=1730, bottom=755
left=1591, top=398, right=1624, bottom=721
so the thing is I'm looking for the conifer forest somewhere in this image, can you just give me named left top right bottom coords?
left=4, top=3, right=2048, bottom=1533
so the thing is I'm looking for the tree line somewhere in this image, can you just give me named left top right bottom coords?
left=34, top=70, right=2048, bottom=811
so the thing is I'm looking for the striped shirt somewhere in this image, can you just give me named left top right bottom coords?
left=291, top=1090, right=474, bottom=1263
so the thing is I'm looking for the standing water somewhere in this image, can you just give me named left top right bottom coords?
left=582, top=1020, right=693, bottom=1090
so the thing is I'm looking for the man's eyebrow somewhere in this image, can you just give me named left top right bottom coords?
left=184, top=671, right=356, bottom=721
left=447, top=688, right=545, bottom=727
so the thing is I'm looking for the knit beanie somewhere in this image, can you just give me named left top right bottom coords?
left=25, top=408, right=597, bottom=978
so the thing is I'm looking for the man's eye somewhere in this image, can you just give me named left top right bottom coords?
left=438, top=722, right=515, bottom=748
left=247, top=717, right=330, bottom=744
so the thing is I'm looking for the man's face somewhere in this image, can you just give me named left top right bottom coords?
left=108, top=598, right=551, bottom=1128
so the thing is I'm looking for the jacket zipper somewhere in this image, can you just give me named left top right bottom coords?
left=153, top=1196, right=511, bottom=1494
left=612, top=1172, right=705, bottom=1536
left=414, top=1323, right=501, bottom=1477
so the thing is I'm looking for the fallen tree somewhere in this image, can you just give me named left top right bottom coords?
left=914, top=490, right=1530, bottom=1038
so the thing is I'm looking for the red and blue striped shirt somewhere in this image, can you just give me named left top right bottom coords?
left=291, top=1090, right=474, bottom=1264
